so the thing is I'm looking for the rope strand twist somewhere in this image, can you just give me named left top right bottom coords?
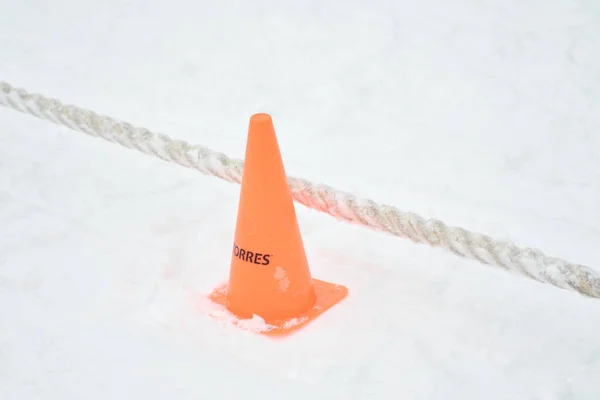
left=2, top=81, right=598, bottom=298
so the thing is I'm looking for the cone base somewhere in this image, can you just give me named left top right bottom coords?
left=208, top=279, right=348, bottom=336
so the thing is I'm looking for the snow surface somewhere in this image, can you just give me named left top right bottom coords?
left=1, top=0, right=600, bottom=398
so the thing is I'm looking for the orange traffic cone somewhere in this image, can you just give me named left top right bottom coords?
left=209, top=113, right=347, bottom=335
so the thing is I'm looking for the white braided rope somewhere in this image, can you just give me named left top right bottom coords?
left=2, top=81, right=599, bottom=298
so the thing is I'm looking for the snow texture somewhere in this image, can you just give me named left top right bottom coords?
left=1, top=0, right=600, bottom=399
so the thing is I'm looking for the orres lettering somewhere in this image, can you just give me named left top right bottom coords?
left=232, top=243, right=270, bottom=265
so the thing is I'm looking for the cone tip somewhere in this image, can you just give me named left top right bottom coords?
left=250, top=113, right=272, bottom=123
left=249, top=113, right=275, bottom=135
